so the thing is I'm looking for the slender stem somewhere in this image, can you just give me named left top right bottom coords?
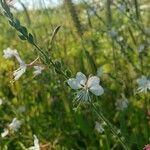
left=91, top=102, right=129, bottom=150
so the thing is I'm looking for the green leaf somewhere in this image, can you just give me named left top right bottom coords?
left=18, top=34, right=26, bottom=41
left=28, top=33, right=34, bottom=44
left=19, top=26, right=28, bottom=36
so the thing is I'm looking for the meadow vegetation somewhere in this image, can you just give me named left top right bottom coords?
left=0, top=0, right=150, bottom=149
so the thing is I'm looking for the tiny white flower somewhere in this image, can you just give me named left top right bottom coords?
left=118, top=3, right=126, bottom=12
left=95, top=121, right=104, bottom=133
left=3, top=48, right=23, bottom=64
left=9, top=118, right=21, bottom=132
left=67, top=72, right=104, bottom=102
left=1, top=118, right=21, bottom=138
left=137, top=76, right=150, bottom=93
left=33, top=66, right=44, bottom=76
left=17, top=105, right=26, bottom=113
left=115, top=94, right=128, bottom=111
left=3, top=48, right=27, bottom=80
left=3, top=48, right=18, bottom=59
left=109, top=30, right=118, bottom=38
left=28, top=135, right=40, bottom=150
left=138, top=44, right=145, bottom=53
left=13, top=63, right=27, bottom=80
left=1, top=128, right=9, bottom=138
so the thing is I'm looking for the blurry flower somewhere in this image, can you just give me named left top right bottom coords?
left=115, top=94, right=128, bottom=111
left=95, top=121, right=104, bottom=133
left=28, top=135, right=40, bottom=150
left=118, top=3, right=126, bottom=12
left=13, top=62, right=27, bottom=80
left=17, top=105, right=26, bottom=113
left=3, top=48, right=18, bottom=59
left=33, top=66, right=44, bottom=76
left=67, top=72, right=104, bottom=102
left=138, top=44, right=145, bottom=53
left=1, top=118, right=21, bottom=138
left=109, top=30, right=118, bottom=38
left=143, top=144, right=150, bottom=150
left=8, top=118, right=21, bottom=132
left=137, top=76, right=150, bottom=93
left=117, top=36, right=123, bottom=42
left=3, top=48, right=23, bottom=64
left=3, top=48, right=27, bottom=80
left=1, top=128, right=9, bottom=138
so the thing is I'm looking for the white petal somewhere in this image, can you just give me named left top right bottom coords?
left=76, top=72, right=87, bottom=86
left=87, top=76, right=100, bottom=88
left=89, top=85, right=104, bottom=96
left=67, top=78, right=81, bottom=90
left=33, top=66, right=44, bottom=76
left=13, top=64, right=26, bottom=80
left=1, top=128, right=9, bottom=138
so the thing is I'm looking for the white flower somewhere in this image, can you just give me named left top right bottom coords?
left=67, top=72, right=104, bottom=102
left=3, top=48, right=18, bottom=59
left=138, top=44, right=145, bottom=53
left=8, top=118, right=21, bottom=132
left=1, top=128, right=9, bottom=138
left=33, top=66, right=44, bottom=76
left=95, top=121, right=104, bottom=133
left=28, top=135, right=40, bottom=150
left=3, top=48, right=23, bottom=64
left=1, top=118, right=21, bottom=138
left=17, top=105, right=26, bottom=113
left=137, top=76, right=150, bottom=93
left=13, top=62, right=27, bottom=80
left=115, top=94, right=128, bottom=111
left=3, top=48, right=27, bottom=80
left=118, top=3, right=126, bottom=12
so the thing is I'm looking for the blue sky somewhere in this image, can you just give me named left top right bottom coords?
left=14, top=0, right=60, bottom=9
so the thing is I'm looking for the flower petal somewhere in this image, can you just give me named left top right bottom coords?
left=13, top=64, right=26, bottom=80
left=89, top=85, right=104, bottom=96
left=67, top=78, right=82, bottom=90
left=87, top=76, right=100, bottom=88
left=1, top=128, right=9, bottom=138
left=76, top=72, right=87, bottom=86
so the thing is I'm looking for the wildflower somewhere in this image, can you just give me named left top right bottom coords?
left=17, top=105, right=26, bottom=113
left=33, top=66, right=44, bottom=76
left=95, top=121, right=104, bottom=133
left=1, top=128, right=9, bottom=138
left=137, top=76, right=150, bottom=93
left=28, top=135, right=40, bottom=150
left=3, top=48, right=27, bottom=80
left=67, top=72, right=104, bottom=102
left=3, top=48, right=18, bottom=59
left=143, top=144, right=150, bottom=150
left=115, top=94, right=128, bottom=111
left=1, top=118, right=21, bottom=137
left=118, top=3, right=126, bottom=12
left=8, top=118, right=21, bottom=132
left=138, top=44, right=145, bottom=53
left=13, top=62, right=27, bottom=80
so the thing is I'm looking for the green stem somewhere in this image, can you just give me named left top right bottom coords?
left=91, top=103, right=129, bottom=150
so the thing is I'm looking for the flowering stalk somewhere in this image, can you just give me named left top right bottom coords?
left=91, top=102, right=129, bottom=150
left=0, top=0, right=68, bottom=79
